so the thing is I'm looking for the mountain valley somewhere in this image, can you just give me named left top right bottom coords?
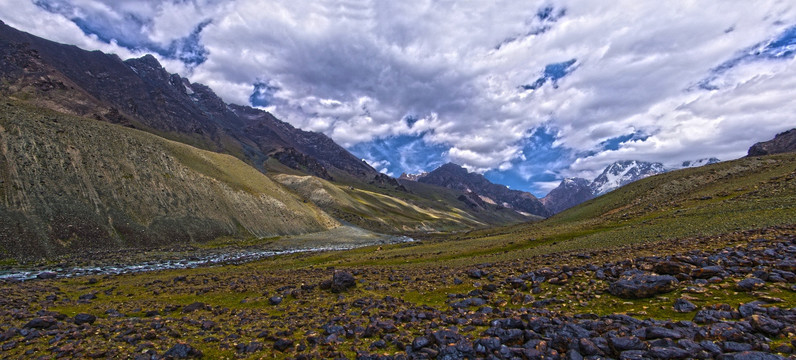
left=0, top=16, right=794, bottom=360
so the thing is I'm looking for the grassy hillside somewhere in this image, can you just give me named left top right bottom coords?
left=272, top=172, right=536, bottom=234
left=271, top=153, right=796, bottom=267
left=0, top=99, right=339, bottom=259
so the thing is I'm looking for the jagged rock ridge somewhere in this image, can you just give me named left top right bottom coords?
left=748, top=128, right=796, bottom=156
left=417, top=163, right=549, bottom=217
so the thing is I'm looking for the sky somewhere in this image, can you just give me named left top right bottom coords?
left=2, top=0, right=795, bottom=197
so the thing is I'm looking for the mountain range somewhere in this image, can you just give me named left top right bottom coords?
left=1, top=20, right=793, bottom=259
left=541, top=158, right=721, bottom=214
left=0, top=21, right=539, bottom=258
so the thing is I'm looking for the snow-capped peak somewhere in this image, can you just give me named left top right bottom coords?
left=590, top=160, right=666, bottom=195
left=679, top=157, right=720, bottom=169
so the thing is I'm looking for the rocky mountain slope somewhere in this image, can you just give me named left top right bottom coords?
left=543, top=159, right=727, bottom=214
left=0, top=20, right=384, bottom=186
left=413, top=163, right=549, bottom=217
left=0, top=100, right=339, bottom=259
left=540, top=178, right=593, bottom=214
left=748, top=128, right=796, bottom=156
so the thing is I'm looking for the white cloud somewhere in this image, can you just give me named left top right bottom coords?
left=4, top=0, right=796, bottom=182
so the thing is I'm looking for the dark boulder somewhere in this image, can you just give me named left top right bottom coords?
left=268, top=296, right=282, bottom=305
left=673, top=298, right=697, bottom=313
left=331, top=270, right=356, bottom=293
left=24, top=316, right=57, bottom=329
left=182, top=302, right=206, bottom=313
left=609, top=274, right=678, bottom=298
left=73, top=313, right=96, bottom=325
left=273, top=338, right=293, bottom=352
left=163, top=343, right=203, bottom=358
left=736, top=278, right=765, bottom=291
left=691, top=266, right=724, bottom=279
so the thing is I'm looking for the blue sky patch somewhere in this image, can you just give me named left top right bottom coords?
left=250, top=81, right=280, bottom=107
left=485, top=126, right=572, bottom=197
left=34, top=0, right=210, bottom=67
left=348, top=135, right=448, bottom=176
left=698, top=24, right=796, bottom=90
left=521, top=59, right=577, bottom=90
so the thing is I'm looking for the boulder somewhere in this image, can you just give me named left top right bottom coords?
left=609, top=274, right=678, bottom=299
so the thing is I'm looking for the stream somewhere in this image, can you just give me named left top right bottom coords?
left=0, top=233, right=415, bottom=282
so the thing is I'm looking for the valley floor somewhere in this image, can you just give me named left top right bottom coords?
left=0, top=226, right=794, bottom=359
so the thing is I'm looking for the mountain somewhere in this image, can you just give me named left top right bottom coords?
left=748, top=128, right=796, bottom=156
left=0, top=100, right=338, bottom=259
left=543, top=158, right=719, bottom=214
left=417, top=163, right=549, bottom=217
left=398, top=172, right=428, bottom=181
left=0, top=21, right=536, bottom=252
left=680, top=157, right=720, bottom=168
left=540, top=178, right=593, bottom=214
left=589, top=160, right=666, bottom=195
left=0, top=20, right=388, bottom=187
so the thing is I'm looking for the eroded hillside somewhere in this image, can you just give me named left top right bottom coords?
left=0, top=100, right=339, bottom=259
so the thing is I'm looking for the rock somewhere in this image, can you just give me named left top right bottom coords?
left=721, top=341, right=753, bottom=353
left=691, top=266, right=724, bottom=279
left=182, top=302, right=205, bottom=313
left=749, top=315, right=783, bottom=336
left=36, top=272, right=57, bottom=280
left=647, top=346, right=691, bottom=359
left=163, top=343, right=203, bottom=358
left=609, top=336, right=646, bottom=351
left=645, top=327, right=682, bottom=340
left=273, top=338, right=293, bottom=352
left=73, top=313, right=96, bottom=325
left=717, top=351, right=785, bottom=360
left=78, top=293, right=97, bottom=301
left=652, top=261, right=692, bottom=275
left=236, top=341, right=263, bottom=354
left=412, top=336, right=432, bottom=350
left=268, top=296, right=282, bottom=305
left=609, top=274, right=678, bottom=299
left=736, top=278, right=765, bottom=291
left=331, top=271, right=356, bottom=293
left=24, top=316, right=57, bottom=329
left=673, top=298, right=697, bottom=313
left=467, top=269, right=484, bottom=279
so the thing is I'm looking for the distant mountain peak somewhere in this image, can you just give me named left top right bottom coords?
left=590, top=160, right=666, bottom=195
left=418, top=163, right=549, bottom=217
left=681, top=158, right=720, bottom=168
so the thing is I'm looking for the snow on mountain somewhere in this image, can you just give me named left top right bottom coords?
left=589, top=160, right=666, bottom=195
left=680, top=158, right=720, bottom=168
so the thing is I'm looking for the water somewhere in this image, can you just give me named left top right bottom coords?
left=0, top=235, right=415, bottom=282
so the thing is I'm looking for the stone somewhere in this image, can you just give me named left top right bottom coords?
left=36, top=272, right=57, bottom=280
left=673, top=298, right=697, bottom=313
left=331, top=271, right=356, bottom=293
left=717, top=351, right=785, bottom=360
left=691, top=266, right=724, bottom=279
left=467, top=269, right=484, bottom=279
left=609, top=336, right=646, bottom=351
left=609, top=274, right=678, bottom=299
left=652, top=261, right=692, bottom=275
left=736, top=278, right=765, bottom=291
left=182, top=302, right=205, bottom=313
left=749, top=315, right=783, bottom=336
left=24, top=316, right=57, bottom=329
left=268, top=296, right=282, bottom=305
left=273, top=338, right=293, bottom=352
left=163, top=343, right=203, bottom=358
left=73, top=313, right=96, bottom=325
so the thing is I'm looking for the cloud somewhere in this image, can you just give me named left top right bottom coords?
left=3, top=0, right=796, bottom=197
